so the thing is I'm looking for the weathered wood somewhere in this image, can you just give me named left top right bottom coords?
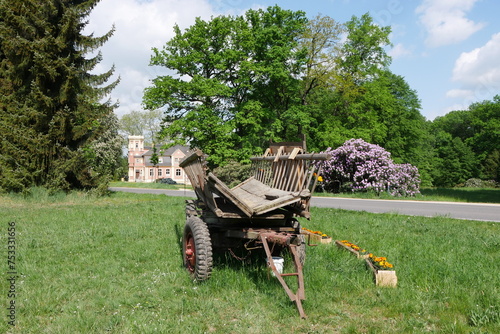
left=180, top=151, right=223, bottom=217
left=365, top=258, right=398, bottom=287
left=335, top=240, right=369, bottom=258
left=207, top=173, right=304, bottom=217
left=207, top=173, right=254, bottom=217
left=250, top=153, right=330, bottom=161
left=181, top=143, right=330, bottom=219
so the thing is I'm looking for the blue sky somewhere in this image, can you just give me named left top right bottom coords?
left=86, top=0, right=500, bottom=120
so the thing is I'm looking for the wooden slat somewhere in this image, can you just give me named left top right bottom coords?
left=250, top=153, right=330, bottom=162
left=207, top=173, right=254, bottom=217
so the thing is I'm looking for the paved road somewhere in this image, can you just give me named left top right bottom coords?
left=109, top=187, right=500, bottom=223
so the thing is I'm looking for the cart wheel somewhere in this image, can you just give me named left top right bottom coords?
left=183, top=216, right=213, bottom=281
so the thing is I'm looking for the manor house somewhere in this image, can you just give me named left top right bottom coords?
left=127, top=135, right=190, bottom=183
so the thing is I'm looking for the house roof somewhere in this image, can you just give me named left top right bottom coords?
left=145, top=156, right=172, bottom=167
left=142, top=144, right=190, bottom=157
left=163, top=144, right=191, bottom=155
left=138, top=144, right=190, bottom=167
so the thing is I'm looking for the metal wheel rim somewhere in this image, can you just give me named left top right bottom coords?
left=185, top=232, right=196, bottom=273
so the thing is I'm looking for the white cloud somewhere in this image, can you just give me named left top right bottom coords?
left=84, top=0, right=217, bottom=116
left=388, top=43, right=412, bottom=59
left=444, top=103, right=469, bottom=113
left=416, top=0, right=484, bottom=48
left=445, top=88, right=474, bottom=99
left=451, top=32, right=500, bottom=101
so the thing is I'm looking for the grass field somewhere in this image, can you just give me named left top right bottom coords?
left=1, top=189, right=499, bottom=333
left=321, top=187, right=500, bottom=204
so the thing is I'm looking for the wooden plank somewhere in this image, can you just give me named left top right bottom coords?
left=365, top=258, right=398, bottom=287
left=335, top=240, right=369, bottom=258
left=250, top=153, right=330, bottom=162
left=179, top=150, right=204, bottom=167
left=253, top=195, right=300, bottom=216
left=207, top=173, right=254, bottom=217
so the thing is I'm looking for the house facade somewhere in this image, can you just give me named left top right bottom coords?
left=127, top=135, right=191, bottom=183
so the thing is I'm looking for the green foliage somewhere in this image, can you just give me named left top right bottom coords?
left=84, top=113, right=124, bottom=180
left=143, top=6, right=309, bottom=165
left=212, top=161, right=252, bottom=188
left=308, top=14, right=426, bottom=162
left=430, top=95, right=500, bottom=186
left=464, top=178, right=498, bottom=189
left=482, top=149, right=500, bottom=181
left=333, top=12, right=392, bottom=97
left=431, top=95, right=500, bottom=184
left=141, top=5, right=498, bottom=189
left=298, top=14, right=344, bottom=104
left=430, top=133, right=478, bottom=187
left=0, top=0, right=119, bottom=193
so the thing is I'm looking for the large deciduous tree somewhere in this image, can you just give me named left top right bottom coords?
left=431, top=95, right=500, bottom=185
left=144, top=8, right=431, bottom=183
left=143, top=6, right=309, bottom=165
left=0, top=0, right=119, bottom=193
left=311, top=13, right=393, bottom=151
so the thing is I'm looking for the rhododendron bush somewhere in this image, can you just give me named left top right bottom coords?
left=319, top=139, right=420, bottom=196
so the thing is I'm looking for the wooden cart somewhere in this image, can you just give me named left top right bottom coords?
left=179, top=141, right=329, bottom=318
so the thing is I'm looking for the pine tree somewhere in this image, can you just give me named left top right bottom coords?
left=0, top=0, right=119, bottom=192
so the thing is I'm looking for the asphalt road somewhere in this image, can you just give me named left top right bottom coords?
left=109, top=187, right=500, bottom=223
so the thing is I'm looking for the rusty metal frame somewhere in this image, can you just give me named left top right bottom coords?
left=259, top=231, right=307, bottom=319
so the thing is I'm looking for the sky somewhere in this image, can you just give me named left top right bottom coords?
left=85, top=0, right=500, bottom=121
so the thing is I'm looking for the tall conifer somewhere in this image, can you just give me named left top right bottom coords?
left=0, top=0, right=119, bottom=192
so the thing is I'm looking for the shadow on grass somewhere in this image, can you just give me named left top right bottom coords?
left=174, top=223, right=271, bottom=282
left=174, top=224, right=185, bottom=269
left=211, top=246, right=303, bottom=301
left=420, top=188, right=500, bottom=204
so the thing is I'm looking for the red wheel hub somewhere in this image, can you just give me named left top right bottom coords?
left=185, top=234, right=196, bottom=272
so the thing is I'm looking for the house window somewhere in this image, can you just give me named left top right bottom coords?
left=158, top=169, right=162, bottom=177
left=136, top=158, right=142, bottom=163
left=166, top=169, right=170, bottom=176
left=135, top=142, right=138, bottom=148
left=149, top=169, right=154, bottom=176
left=176, top=169, right=182, bottom=176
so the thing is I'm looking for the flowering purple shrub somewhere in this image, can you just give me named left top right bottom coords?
left=319, top=139, right=421, bottom=196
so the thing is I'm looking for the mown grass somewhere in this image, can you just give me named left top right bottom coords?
left=1, top=190, right=499, bottom=333
left=316, top=187, right=500, bottom=204
left=420, top=187, right=500, bottom=204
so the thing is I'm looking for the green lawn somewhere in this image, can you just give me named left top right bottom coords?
left=1, top=189, right=499, bottom=333
left=315, top=187, right=500, bottom=204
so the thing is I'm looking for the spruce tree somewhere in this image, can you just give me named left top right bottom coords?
left=0, top=0, right=119, bottom=192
